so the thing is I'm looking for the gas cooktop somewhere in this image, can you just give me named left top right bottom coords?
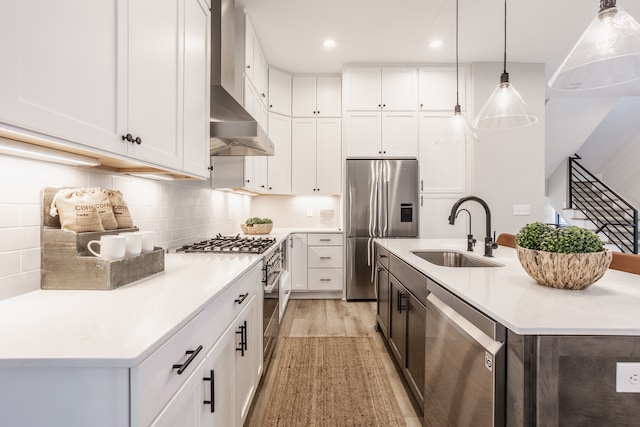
left=176, top=234, right=276, bottom=255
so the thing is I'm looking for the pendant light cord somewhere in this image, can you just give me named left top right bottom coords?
left=455, top=0, right=460, bottom=108
left=503, top=0, right=507, bottom=74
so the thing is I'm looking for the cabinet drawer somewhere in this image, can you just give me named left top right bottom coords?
left=201, top=262, right=262, bottom=352
left=376, top=244, right=390, bottom=269
left=308, top=246, right=343, bottom=268
left=131, top=309, right=207, bottom=427
left=308, top=268, right=343, bottom=290
left=307, top=233, right=342, bottom=246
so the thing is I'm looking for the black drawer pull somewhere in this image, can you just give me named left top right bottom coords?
left=234, top=293, right=249, bottom=304
left=319, top=238, right=331, bottom=242
left=320, top=256, right=332, bottom=260
left=203, top=369, right=215, bottom=413
left=378, top=254, right=387, bottom=258
left=172, top=345, right=203, bottom=375
left=397, top=291, right=408, bottom=313
left=320, top=278, right=332, bottom=282
left=236, top=320, right=247, bottom=357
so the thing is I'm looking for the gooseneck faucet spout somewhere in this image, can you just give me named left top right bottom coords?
left=455, top=208, right=476, bottom=252
left=448, top=196, right=498, bottom=257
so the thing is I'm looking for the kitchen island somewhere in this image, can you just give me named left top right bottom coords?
left=375, top=238, right=640, bottom=426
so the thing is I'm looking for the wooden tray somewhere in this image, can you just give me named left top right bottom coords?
left=41, top=187, right=164, bottom=290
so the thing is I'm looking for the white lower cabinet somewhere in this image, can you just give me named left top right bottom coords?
left=0, top=263, right=263, bottom=427
left=291, top=233, right=344, bottom=294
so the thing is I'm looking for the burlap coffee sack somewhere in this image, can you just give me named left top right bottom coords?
left=49, top=188, right=105, bottom=233
left=82, top=187, right=118, bottom=230
left=103, top=189, right=134, bottom=229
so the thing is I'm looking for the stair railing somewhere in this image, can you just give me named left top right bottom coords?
left=568, top=155, right=638, bottom=254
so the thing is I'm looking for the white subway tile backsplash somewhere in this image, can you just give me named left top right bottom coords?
left=0, top=161, right=252, bottom=300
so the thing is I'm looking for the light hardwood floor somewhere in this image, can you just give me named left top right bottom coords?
left=245, top=299, right=422, bottom=426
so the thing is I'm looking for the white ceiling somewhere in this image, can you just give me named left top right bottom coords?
left=235, top=0, right=640, bottom=95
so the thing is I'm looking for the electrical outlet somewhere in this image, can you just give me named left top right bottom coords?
left=306, top=208, right=313, bottom=217
left=512, top=204, right=531, bottom=216
left=616, top=362, right=640, bottom=393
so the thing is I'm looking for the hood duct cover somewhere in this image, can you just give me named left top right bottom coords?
left=209, top=0, right=274, bottom=156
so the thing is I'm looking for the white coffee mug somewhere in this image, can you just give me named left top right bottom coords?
left=137, top=231, right=155, bottom=253
left=87, top=235, right=126, bottom=260
left=119, top=232, right=142, bottom=257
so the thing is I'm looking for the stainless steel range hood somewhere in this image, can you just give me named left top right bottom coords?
left=210, top=0, right=274, bottom=156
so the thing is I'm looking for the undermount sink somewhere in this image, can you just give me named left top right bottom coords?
left=411, top=250, right=503, bottom=268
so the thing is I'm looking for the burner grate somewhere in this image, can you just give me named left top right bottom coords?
left=177, top=234, right=276, bottom=254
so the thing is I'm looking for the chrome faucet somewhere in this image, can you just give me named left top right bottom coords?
left=448, top=196, right=498, bottom=257
left=454, top=208, right=476, bottom=252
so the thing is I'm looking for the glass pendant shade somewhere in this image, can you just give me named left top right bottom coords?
left=549, top=6, right=640, bottom=90
left=472, top=73, right=538, bottom=130
left=436, top=106, right=477, bottom=145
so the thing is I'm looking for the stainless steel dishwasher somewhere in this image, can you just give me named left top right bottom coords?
left=424, top=282, right=506, bottom=427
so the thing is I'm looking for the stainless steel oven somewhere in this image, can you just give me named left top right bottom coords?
left=262, top=239, right=284, bottom=371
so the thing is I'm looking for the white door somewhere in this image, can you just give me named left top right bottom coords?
left=315, top=119, right=342, bottom=195
left=292, top=76, right=318, bottom=117
left=291, top=119, right=318, bottom=195
left=291, top=234, right=308, bottom=292
left=182, top=0, right=211, bottom=178
left=381, top=67, right=418, bottom=111
left=419, top=67, right=466, bottom=111
left=316, top=76, right=342, bottom=117
left=267, top=113, right=292, bottom=194
left=0, top=0, right=126, bottom=154
left=382, top=112, right=419, bottom=157
left=234, top=297, right=256, bottom=427
left=127, top=0, right=181, bottom=169
left=344, top=112, right=382, bottom=157
left=343, top=68, right=382, bottom=111
left=202, top=325, right=235, bottom=427
left=268, top=69, right=292, bottom=116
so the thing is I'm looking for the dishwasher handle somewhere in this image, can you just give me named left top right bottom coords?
left=427, top=293, right=504, bottom=355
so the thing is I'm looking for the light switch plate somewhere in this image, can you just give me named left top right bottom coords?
left=512, top=204, right=531, bottom=216
left=616, top=362, right=640, bottom=393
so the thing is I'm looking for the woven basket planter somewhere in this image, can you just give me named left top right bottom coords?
left=240, top=223, right=273, bottom=235
left=516, top=245, right=612, bottom=290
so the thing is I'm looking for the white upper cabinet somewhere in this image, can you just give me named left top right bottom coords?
left=242, top=15, right=268, bottom=108
left=344, top=67, right=418, bottom=111
left=344, top=111, right=418, bottom=158
left=0, top=0, right=126, bottom=154
left=268, top=68, right=292, bottom=116
left=266, top=113, right=292, bottom=194
left=419, top=66, right=466, bottom=111
left=0, top=0, right=211, bottom=178
left=291, top=118, right=341, bottom=195
left=292, top=76, right=341, bottom=117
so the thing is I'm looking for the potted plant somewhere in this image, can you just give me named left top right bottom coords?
left=515, top=222, right=612, bottom=290
left=241, top=217, right=273, bottom=235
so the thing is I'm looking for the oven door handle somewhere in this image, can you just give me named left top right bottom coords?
left=264, top=269, right=283, bottom=293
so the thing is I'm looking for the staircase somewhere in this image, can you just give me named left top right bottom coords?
left=564, top=155, right=638, bottom=254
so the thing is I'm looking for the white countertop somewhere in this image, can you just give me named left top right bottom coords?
left=0, top=229, right=342, bottom=368
left=377, top=238, right=640, bottom=336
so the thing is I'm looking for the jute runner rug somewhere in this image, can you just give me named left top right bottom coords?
left=261, top=336, right=406, bottom=426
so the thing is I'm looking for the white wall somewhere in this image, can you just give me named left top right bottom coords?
left=250, top=195, right=342, bottom=229
left=469, top=62, right=546, bottom=237
left=0, top=154, right=251, bottom=300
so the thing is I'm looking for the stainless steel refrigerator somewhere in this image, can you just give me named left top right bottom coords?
left=345, top=159, right=419, bottom=300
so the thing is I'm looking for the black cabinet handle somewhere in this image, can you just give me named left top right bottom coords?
left=234, top=293, right=248, bottom=304
left=269, top=104, right=273, bottom=108
left=378, top=254, right=387, bottom=258
left=236, top=320, right=247, bottom=356
left=203, top=369, right=215, bottom=413
left=261, top=93, right=266, bottom=98
left=172, top=345, right=203, bottom=375
left=397, top=290, right=408, bottom=313
left=246, top=65, right=251, bottom=69
left=121, top=134, right=142, bottom=144
left=133, top=136, right=141, bottom=145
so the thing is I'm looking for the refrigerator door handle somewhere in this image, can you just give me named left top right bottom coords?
left=380, top=160, right=389, bottom=237
left=369, top=161, right=378, bottom=237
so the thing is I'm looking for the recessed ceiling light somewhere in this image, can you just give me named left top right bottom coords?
left=429, top=39, right=444, bottom=48
left=323, top=39, right=336, bottom=49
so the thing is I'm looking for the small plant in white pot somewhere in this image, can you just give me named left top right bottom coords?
left=515, top=222, right=612, bottom=290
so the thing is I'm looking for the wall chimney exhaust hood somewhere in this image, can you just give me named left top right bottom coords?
left=209, top=0, right=274, bottom=156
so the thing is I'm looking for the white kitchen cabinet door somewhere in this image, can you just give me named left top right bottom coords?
left=419, top=112, right=467, bottom=194
left=419, top=66, right=466, bottom=111
left=182, top=0, right=211, bottom=178
left=344, top=112, right=382, bottom=157
left=202, top=323, right=235, bottom=426
left=316, top=76, right=342, bottom=117
left=126, top=0, right=182, bottom=170
left=268, top=69, right=292, bottom=116
left=151, top=358, right=205, bottom=427
left=291, top=233, right=308, bottom=292
left=315, top=118, right=342, bottom=195
left=381, top=67, right=419, bottom=111
left=343, top=68, right=382, bottom=111
left=382, top=112, right=419, bottom=157
left=234, top=296, right=257, bottom=427
left=267, top=113, right=292, bottom=194
left=243, top=17, right=256, bottom=84
left=291, top=119, right=318, bottom=194
left=292, top=76, right=318, bottom=117
left=0, top=0, right=126, bottom=154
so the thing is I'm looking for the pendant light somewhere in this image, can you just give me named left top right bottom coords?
left=472, top=0, right=537, bottom=130
left=435, top=0, right=477, bottom=145
left=549, top=0, right=640, bottom=91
